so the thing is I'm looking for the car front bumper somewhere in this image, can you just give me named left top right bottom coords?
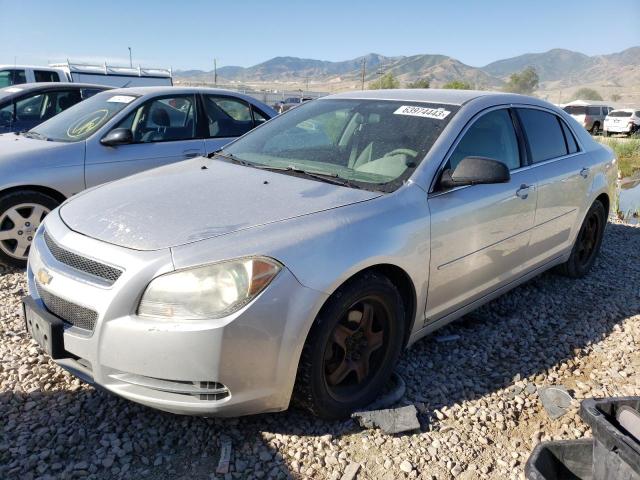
left=25, top=211, right=328, bottom=416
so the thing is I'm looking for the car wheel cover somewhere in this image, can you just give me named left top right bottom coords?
left=575, top=209, right=600, bottom=267
left=322, top=296, right=390, bottom=401
left=0, top=203, right=49, bottom=260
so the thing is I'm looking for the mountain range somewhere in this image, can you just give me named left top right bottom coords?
left=174, top=47, right=640, bottom=101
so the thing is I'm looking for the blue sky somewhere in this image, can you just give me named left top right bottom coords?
left=1, top=0, right=638, bottom=70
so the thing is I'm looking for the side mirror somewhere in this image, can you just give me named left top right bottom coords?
left=440, top=156, right=510, bottom=189
left=100, top=128, right=133, bottom=146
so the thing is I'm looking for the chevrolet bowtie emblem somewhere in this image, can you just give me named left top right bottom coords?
left=37, top=268, right=53, bottom=286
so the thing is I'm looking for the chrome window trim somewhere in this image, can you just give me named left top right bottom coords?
left=428, top=103, right=585, bottom=197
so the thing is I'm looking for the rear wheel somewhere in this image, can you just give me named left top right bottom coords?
left=293, top=272, right=405, bottom=419
left=590, top=122, right=600, bottom=135
left=0, top=191, right=58, bottom=268
left=558, top=199, right=606, bottom=278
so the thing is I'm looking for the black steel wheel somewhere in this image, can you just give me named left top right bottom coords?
left=558, top=199, right=606, bottom=278
left=294, top=272, right=405, bottom=419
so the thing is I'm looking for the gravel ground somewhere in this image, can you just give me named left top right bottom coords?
left=1, top=220, right=639, bottom=480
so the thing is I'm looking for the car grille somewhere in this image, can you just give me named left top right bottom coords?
left=43, top=230, right=122, bottom=284
left=36, top=282, right=98, bottom=332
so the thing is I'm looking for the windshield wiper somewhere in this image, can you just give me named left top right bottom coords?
left=253, top=164, right=362, bottom=189
left=208, top=150, right=257, bottom=167
left=21, top=131, right=50, bottom=141
left=209, top=150, right=362, bottom=189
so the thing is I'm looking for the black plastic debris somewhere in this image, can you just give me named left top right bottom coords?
left=525, top=397, right=640, bottom=480
left=580, top=397, right=640, bottom=480
left=525, top=439, right=593, bottom=480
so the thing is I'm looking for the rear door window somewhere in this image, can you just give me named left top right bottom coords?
left=517, top=108, right=568, bottom=162
left=559, top=120, right=579, bottom=154
left=204, top=95, right=254, bottom=138
left=448, top=108, right=521, bottom=171
left=586, top=106, right=600, bottom=116
left=34, top=70, right=60, bottom=82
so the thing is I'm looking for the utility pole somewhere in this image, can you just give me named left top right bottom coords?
left=128, top=47, right=132, bottom=68
left=361, top=58, right=366, bottom=90
left=214, top=58, right=218, bottom=86
left=305, top=76, right=309, bottom=93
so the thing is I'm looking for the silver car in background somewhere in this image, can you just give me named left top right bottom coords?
left=24, top=89, right=616, bottom=418
left=0, top=87, right=276, bottom=267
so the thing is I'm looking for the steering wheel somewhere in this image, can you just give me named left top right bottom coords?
left=384, top=148, right=418, bottom=158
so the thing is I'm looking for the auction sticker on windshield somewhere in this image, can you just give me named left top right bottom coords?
left=107, top=95, right=136, bottom=104
left=394, top=105, right=451, bottom=120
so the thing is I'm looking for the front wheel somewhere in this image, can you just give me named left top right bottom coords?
left=0, top=191, right=58, bottom=268
left=558, top=199, right=606, bottom=278
left=293, top=272, right=405, bottom=419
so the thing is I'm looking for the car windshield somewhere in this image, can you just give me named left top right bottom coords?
left=223, top=99, right=459, bottom=192
left=29, top=91, right=139, bottom=142
left=564, top=106, right=586, bottom=115
left=608, top=110, right=632, bottom=118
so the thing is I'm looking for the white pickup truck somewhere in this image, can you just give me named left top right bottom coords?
left=0, top=62, right=173, bottom=88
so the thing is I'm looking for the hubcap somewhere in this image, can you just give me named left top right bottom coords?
left=576, top=211, right=600, bottom=266
left=323, top=298, right=388, bottom=400
left=0, top=203, right=49, bottom=260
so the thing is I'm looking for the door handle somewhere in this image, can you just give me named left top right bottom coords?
left=580, top=167, right=590, bottom=178
left=516, top=184, right=530, bottom=199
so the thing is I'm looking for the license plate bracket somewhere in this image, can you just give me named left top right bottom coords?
left=23, top=296, right=67, bottom=359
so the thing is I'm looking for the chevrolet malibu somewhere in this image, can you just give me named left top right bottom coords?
left=24, top=89, right=616, bottom=418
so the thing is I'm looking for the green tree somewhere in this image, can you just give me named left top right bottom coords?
left=442, top=80, right=472, bottom=90
left=568, top=88, right=603, bottom=101
left=406, top=78, right=431, bottom=89
left=368, top=73, right=400, bottom=90
left=503, top=67, right=539, bottom=94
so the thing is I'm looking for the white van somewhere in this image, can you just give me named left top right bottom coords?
left=0, top=62, right=173, bottom=88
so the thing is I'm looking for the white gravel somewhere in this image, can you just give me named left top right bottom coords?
left=1, top=220, right=639, bottom=479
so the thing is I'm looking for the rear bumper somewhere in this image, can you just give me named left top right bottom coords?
left=26, top=211, right=328, bottom=416
left=604, top=124, right=634, bottom=133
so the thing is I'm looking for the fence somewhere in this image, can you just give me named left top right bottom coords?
left=173, top=79, right=329, bottom=108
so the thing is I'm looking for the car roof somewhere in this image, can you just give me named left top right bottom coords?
left=106, top=86, right=251, bottom=96
left=322, top=88, right=548, bottom=107
left=564, top=99, right=612, bottom=107
left=0, top=82, right=111, bottom=93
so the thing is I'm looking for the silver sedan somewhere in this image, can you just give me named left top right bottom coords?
left=24, top=89, right=616, bottom=418
left=0, top=87, right=276, bottom=267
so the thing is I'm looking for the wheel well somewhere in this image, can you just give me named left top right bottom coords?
left=0, top=185, right=67, bottom=205
left=595, top=192, right=609, bottom=216
left=330, top=264, right=417, bottom=347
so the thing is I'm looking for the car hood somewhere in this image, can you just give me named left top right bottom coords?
left=60, top=157, right=382, bottom=250
left=0, top=132, right=79, bottom=158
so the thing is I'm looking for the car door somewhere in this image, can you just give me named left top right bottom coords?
left=426, top=107, right=538, bottom=322
left=202, top=94, right=262, bottom=153
left=515, top=107, right=591, bottom=263
left=84, top=94, right=205, bottom=187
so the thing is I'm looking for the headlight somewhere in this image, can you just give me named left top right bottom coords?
left=138, top=257, right=281, bottom=320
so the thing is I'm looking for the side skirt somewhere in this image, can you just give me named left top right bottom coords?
left=407, top=252, right=570, bottom=346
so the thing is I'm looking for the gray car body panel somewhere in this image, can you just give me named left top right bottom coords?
left=59, top=158, right=381, bottom=250
left=26, top=89, right=617, bottom=416
left=0, top=86, right=276, bottom=199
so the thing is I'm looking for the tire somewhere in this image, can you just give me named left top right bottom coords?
left=557, top=199, right=606, bottom=278
left=293, top=272, right=405, bottom=419
left=590, top=122, right=600, bottom=135
left=604, top=130, right=611, bottom=137
left=0, top=191, right=59, bottom=268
